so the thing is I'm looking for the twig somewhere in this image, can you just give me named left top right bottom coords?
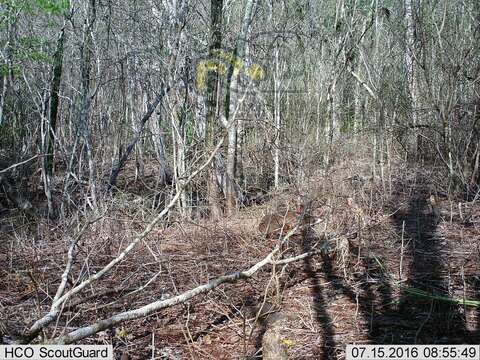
left=0, top=155, right=40, bottom=174
left=399, top=221, right=405, bottom=281
left=53, top=244, right=280, bottom=344
left=23, top=136, right=226, bottom=343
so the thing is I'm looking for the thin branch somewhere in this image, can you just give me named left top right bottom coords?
left=53, top=216, right=103, bottom=303
left=53, top=245, right=280, bottom=344
left=273, top=241, right=330, bottom=265
left=350, top=70, right=377, bottom=100
left=108, top=85, right=171, bottom=191
left=0, top=155, right=40, bottom=174
left=23, top=125, right=226, bottom=343
left=52, top=221, right=339, bottom=344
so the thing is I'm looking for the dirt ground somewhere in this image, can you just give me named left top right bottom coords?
left=1, top=164, right=479, bottom=359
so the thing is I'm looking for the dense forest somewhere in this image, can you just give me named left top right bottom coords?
left=0, top=0, right=479, bottom=358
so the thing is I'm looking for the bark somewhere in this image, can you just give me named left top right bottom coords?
left=405, top=0, right=419, bottom=156
left=0, top=72, right=7, bottom=127
left=54, top=246, right=279, bottom=344
left=149, top=111, right=169, bottom=205
left=42, top=16, right=67, bottom=218
left=171, top=101, right=189, bottom=217
left=0, top=19, right=13, bottom=127
left=273, top=46, right=281, bottom=189
left=49, top=217, right=330, bottom=345
left=23, top=137, right=227, bottom=344
left=108, top=86, right=169, bottom=191
left=79, top=0, right=98, bottom=210
left=262, top=325, right=288, bottom=360
left=206, top=0, right=224, bottom=219
left=224, top=0, right=257, bottom=214
left=46, top=19, right=66, bottom=181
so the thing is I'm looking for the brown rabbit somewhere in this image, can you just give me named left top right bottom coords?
left=258, top=203, right=314, bottom=239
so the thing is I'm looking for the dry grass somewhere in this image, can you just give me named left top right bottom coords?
left=1, top=153, right=479, bottom=358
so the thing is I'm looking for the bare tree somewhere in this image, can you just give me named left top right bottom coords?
left=205, top=0, right=224, bottom=219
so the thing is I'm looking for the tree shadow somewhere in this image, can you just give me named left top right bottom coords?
left=300, top=172, right=476, bottom=353
left=297, top=221, right=398, bottom=358
left=302, top=240, right=338, bottom=360
left=193, top=176, right=478, bottom=358
left=389, top=184, right=469, bottom=343
left=322, top=238, right=395, bottom=342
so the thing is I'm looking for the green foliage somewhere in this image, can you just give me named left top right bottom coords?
left=15, top=36, right=52, bottom=63
left=0, top=0, right=67, bottom=71
left=34, top=0, right=69, bottom=15
left=1, top=0, right=69, bottom=18
left=0, top=64, right=9, bottom=76
left=293, top=1, right=306, bottom=21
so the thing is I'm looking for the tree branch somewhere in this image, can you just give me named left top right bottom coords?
left=22, top=125, right=226, bottom=344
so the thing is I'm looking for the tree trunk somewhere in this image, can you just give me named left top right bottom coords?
left=149, top=110, right=169, bottom=207
left=43, top=16, right=67, bottom=218
left=206, top=0, right=224, bottom=220
left=405, top=0, right=419, bottom=156
left=224, top=0, right=257, bottom=214
left=79, top=0, right=98, bottom=210
left=0, top=20, right=13, bottom=127
left=0, top=73, right=7, bottom=127
left=273, top=46, right=281, bottom=189
left=108, top=87, right=169, bottom=191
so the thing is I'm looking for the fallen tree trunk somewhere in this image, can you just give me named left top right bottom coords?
left=53, top=246, right=279, bottom=344
left=52, top=234, right=330, bottom=344
left=21, top=132, right=224, bottom=344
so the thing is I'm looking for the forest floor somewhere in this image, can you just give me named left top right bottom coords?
left=0, top=161, right=479, bottom=359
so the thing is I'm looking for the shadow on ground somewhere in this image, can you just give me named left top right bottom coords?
left=299, top=173, right=479, bottom=359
